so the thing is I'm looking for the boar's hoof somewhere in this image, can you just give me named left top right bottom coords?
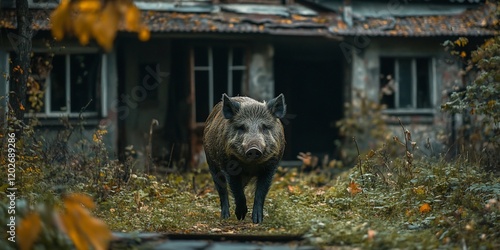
left=252, top=209, right=263, bottom=224
left=246, top=147, right=262, bottom=160
left=235, top=205, right=248, bottom=220
left=221, top=208, right=230, bottom=219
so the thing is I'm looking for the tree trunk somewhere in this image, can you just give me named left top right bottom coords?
left=9, top=0, right=33, bottom=134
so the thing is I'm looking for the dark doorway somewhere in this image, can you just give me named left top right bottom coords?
left=275, top=40, right=344, bottom=161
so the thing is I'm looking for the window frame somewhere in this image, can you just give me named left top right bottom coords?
left=193, top=46, right=214, bottom=120
left=227, top=47, right=247, bottom=97
left=191, top=45, right=248, bottom=125
left=22, top=49, right=107, bottom=119
left=379, top=56, right=436, bottom=115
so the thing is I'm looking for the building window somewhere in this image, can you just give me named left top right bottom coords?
left=26, top=52, right=104, bottom=118
left=193, top=46, right=247, bottom=123
left=380, top=57, right=434, bottom=112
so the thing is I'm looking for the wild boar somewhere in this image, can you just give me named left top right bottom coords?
left=203, top=93, right=286, bottom=223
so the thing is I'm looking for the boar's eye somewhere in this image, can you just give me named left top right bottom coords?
left=235, top=124, right=246, bottom=132
left=262, top=124, right=272, bottom=131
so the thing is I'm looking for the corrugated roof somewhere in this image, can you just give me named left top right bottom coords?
left=304, top=0, right=482, bottom=17
left=329, top=2, right=498, bottom=37
left=0, top=2, right=497, bottom=37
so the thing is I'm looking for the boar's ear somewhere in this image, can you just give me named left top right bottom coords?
left=267, top=94, right=286, bottom=118
left=222, top=93, right=240, bottom=119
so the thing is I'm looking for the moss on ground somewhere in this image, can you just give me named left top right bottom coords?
left=1, top=122, right=499, bottom=249
left=92, top=158, right=500, bottom=249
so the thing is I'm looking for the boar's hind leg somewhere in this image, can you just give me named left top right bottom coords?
left=210, top=169, right=230, bottom=219
left=228, top=176, right=248, bottom=220
left=252, top=169, right=275, bottom=224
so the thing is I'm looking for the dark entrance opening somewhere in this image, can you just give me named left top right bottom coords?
left=274, top=39, right=344, bottom=163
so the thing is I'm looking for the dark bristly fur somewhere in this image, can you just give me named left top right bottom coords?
left=203, top=94, right=286, bottom=223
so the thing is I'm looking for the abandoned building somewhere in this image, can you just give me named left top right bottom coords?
left=0, top=0, right=497, bottom=168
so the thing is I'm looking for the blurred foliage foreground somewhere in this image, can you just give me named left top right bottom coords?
left=0, top=118, right=499, bottom=249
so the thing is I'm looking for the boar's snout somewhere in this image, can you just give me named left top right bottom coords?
left=246, top=146, right=263, bottom=160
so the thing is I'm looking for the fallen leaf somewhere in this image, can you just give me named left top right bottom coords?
left=58, top=193, right=112, bottom=250
left=367, top=150, right=375, bottom=158
left=17, top=213, right=42, bottom=250
left=347, top=181, right=362, bottom=195
left=419, top=203, right=431, bottom=213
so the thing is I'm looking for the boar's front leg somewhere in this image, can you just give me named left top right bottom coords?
left=228, top=176, right=248, bottom=220
left=252, top=168, right=276, bottom=224
left=209, top=169, right=230, bottom=219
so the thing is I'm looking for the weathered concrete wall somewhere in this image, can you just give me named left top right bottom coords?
left=350, top=37, right=463, bottom=155
left=100, top=50, right=119, bottom=155
left=0, top=45, right=119, bottom=156
left=121, top=38, right=171, bottom=164
left=249, top=44, right=274, bottom=101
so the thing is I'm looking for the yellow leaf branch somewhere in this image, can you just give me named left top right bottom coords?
left=51, top=0, right=150, bottom=51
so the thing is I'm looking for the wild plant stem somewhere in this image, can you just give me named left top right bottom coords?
left=398, top=118, right=413, bottom=179
left=147, top=119, right=159, bottom=174
left=353, top=137, right=364, bottom=185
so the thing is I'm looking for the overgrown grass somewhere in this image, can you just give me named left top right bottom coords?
left=92, top=156, right=499, bottom=249
left=1, top=117, right=499, bottom=249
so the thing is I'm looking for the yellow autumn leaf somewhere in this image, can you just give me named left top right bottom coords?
left=454, top=37, right=469, bottom=47
left=92, top=3, right=119, bottom=51
left=73, top=14, right=93, bottom=45
left=64, top=193, right=96, bottom=209
left=60, top=211, right=89, bottom=250
left=413, top=186, right=426, bottom=195
left=76, top=0, right=102, bottom=12
left=59, top=194, right=112, bottom=250
left=419, top=203, right=431, bottom=213
left=125, top=5, right=141, bottom=31
left=347, top=181, right=362, bottom=195
left=487, top=100, right=496, bottom=108
left=50, top=0, right=71, bottom=41
left=138, top=26, right=151, bottom=41
left=17, top=213, right=42, bottom=250
left=50, top=0, right=150, bottom=51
